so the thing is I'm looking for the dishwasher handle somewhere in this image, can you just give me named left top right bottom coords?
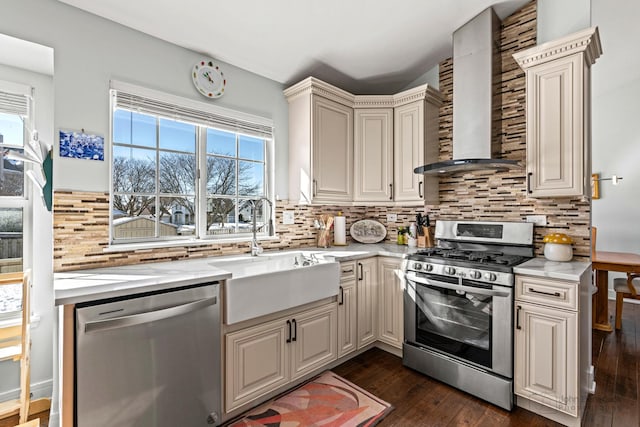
left=83, top=296, right=217, bottom=334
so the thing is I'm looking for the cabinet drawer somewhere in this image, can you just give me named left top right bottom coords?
left=340, top=261, right=356, bottom=282
left=515, top=275, right=578, bottom=311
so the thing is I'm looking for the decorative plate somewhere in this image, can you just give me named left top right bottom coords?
left=192, top=60, right=226, bottom=98
left=350, top=219, right=387, bottom=244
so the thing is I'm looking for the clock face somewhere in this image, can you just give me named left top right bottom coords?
left=192, top=60, right=225, bottom=98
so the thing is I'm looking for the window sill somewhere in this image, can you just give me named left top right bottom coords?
left=103, top=235, right=281, bottom=253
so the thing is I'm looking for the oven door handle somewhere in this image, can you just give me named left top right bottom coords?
left=405, top=272, right=510, bottom=298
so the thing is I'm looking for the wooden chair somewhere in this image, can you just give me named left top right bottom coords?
left=0, top=271, right=33, bottom=424
left=613, top=273, right=640, bottom=330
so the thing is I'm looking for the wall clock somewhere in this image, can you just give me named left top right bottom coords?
left=192, top=60, right=226, bottom=98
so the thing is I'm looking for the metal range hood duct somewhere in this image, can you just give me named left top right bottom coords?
left=414, top=7, right=521, bottom=175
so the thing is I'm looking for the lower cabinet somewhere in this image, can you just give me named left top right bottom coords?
left=356, top=258, right=378, bottom=349
left=377, top=257, right=404, bottom=349
left=514, top=272, right=590, bottom=424
left=225, top=303, right=337, bottom=412
left=337, top=262, right=357, bottom=358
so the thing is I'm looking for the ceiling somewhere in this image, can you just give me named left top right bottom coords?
left=57, top=0, right=530, bottom=94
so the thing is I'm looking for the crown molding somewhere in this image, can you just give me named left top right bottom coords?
left=513, top=26, right=602, bottom=69
left=283, top=77, right=355, bottom=107
left=284, top=77, right=444, bottom=109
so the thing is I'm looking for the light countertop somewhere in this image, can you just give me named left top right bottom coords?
left=54, top=243, right=418, bottom=305
left=513, top=257, right=592, bottom=281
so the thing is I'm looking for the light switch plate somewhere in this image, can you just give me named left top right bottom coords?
left=386, top=213, right=398, bottom=223
left=282, top=211, right=295, bottom=225
left=525, top=215, right=547, bottom=226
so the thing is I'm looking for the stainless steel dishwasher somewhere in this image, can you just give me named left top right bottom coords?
left=75, top=282, right=221, bottom=427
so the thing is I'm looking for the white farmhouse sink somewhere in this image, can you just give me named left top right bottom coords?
left=210, top=251, right=340, bottom=325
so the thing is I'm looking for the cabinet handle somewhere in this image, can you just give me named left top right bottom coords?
left=358, top=262, right=363, bottom=281
left=341, top=268, right=354, bottom=274
left=313, top=179, right=317, bottom=197
left=339, top=286, right=344, bottom=305
left=291, top=319, right=297, bottom=342
left=529, top=287, right=561, bottom=297
left=516, top=305, right=522, bottom=330
left=389, top=183, right=393, bottom=200
left=527, top=172, right=532, bottom=194
left=286, top=320, right=292, bottom=343
left=418, top=181, right=423, bottom=198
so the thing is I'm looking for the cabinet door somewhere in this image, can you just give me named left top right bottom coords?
left=291, top=304, right=337, bottom=380
left=394, top=101, right=424, bottom=203
left=312, top=96, right=353, bottom=203
left=526, top=54, right=587, bottom=197
left=225, top=318, right=289, bottom=412
left=514, top=301, right=578, bottom=416
left=353, top=108, right=393, bottom=202
left=377, top=257, right=404, bottom=349
left=337, top=279, right=357, bottom=358
left=357, top=258, right=378, bottom=348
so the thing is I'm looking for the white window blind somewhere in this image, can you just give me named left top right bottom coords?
left=0, top=81, right=31, bottom=117
left=110, top=80, right=273, bottom=139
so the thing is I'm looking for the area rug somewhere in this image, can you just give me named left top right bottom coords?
left=228, top=370, right=393, bottom=427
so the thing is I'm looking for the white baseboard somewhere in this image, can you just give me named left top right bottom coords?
left=0, top=378, right=52, bottom=402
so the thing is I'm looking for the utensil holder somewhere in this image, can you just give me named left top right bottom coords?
left=317, top=228, right=331, bottom=248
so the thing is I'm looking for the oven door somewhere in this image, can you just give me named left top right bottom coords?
left=404, top=271, right=513, bottom=378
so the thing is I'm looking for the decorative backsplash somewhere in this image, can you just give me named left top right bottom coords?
left=53, top=1, right=589, bottom=272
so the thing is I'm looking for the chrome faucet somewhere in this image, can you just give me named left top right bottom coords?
left=249, top=197, right=273, bottom=256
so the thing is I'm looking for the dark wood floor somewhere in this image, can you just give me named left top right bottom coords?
left=333, top=300, right=640, bottom=427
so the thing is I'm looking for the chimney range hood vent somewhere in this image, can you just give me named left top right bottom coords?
left=415, top=7, right=522, bottom=176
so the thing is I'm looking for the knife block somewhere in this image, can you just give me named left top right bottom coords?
left=423, top=226, right=435, bottom=248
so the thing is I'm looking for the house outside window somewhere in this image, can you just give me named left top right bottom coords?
left=110, top=81, right=273, bottom=245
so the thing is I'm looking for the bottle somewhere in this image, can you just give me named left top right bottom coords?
left=409, top=222, right=417, bottom=239
left=397, top=227, right=405, bottom=245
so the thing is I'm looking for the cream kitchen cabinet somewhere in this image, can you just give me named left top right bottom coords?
left=356, top=258, right=378, bottom=349
left=225, top=302, right=337, bottom=412
left=513, top=27, right=601, bottom=198
left=285, top=77, right=442, bottom=206
left=285, top=78, right=354, bottom=204
left=514, top=267, right=592, bottom=427
left=377, top=257, right=404, bottom=349
left=353, top=108, right=394, bottom=202
left=337, top=261, right=357, bottom=358
left=393, top=99, right=439, bottom=204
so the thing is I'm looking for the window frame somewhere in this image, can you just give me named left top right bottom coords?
left=109, top=82, right=274, bottom=247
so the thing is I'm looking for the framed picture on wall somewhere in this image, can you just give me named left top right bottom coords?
left=592, top=173, right=600, bottom=199
left=59, top=129, right=104, bottom=161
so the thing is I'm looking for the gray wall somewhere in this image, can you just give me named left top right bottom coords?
left=591, top=0, right=640, bottom=291
left=1, top=0, right=290, bottom=197
left=537, top=0, right=591, bottom=43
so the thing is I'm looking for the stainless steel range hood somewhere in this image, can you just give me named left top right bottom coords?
left=415, top=7, right=521, bottom=176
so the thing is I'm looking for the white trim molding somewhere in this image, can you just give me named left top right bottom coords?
left=513, top=26, right=602, bottom=69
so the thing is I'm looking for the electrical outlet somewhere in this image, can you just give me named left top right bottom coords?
left=386, top=213, right=398, bottom=223
left=525, top=215, right=547, bottom=226
left=282, top=211, right=295, bottom=225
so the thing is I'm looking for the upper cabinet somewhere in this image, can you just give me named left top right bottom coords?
left=285, top=78, right=354, bottom=204
left=285, top=77, right=443, bottom=205
left=353, top=108, right=394, bottom=202
left=513, top=27, right=602, bottom=198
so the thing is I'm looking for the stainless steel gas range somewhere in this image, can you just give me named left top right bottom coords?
left=403, top=220, right=534, bottom=410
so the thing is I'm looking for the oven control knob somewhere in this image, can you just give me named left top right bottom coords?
left=425, top=264, right=433, bottom=272
left=469, top=270, right=482, bottom=279
left=444, top=266, right=456, bottom=275
left=413, top=263, right=422, bottom=270
left=484, top=272, right=497, bottom=281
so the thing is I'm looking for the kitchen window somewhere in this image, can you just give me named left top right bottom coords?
left=110, top=81, right=274, bottom=245
left=0, top=81, right=30, bottom=319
